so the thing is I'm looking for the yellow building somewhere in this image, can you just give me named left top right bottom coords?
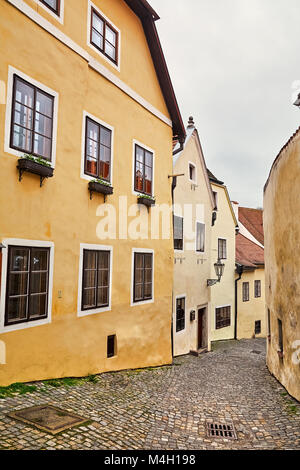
left=0, top=0, right=185, bottom=386
left=233, top=205, right=266, bottom=340
left=208, top=171, right=238, bottom=342
left=172, top=117, right=215, bottom=356
left=264, top=126, right=300, bottom=402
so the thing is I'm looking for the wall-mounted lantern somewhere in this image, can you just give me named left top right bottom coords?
left=190, top=310, right=196, bottom=322
left=294, top=93, right=300, bottom=109
left=207, top=258, right=225, bottom=287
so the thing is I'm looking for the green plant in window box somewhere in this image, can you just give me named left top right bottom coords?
left=23, top=154, right=52, bottom=168
left=137, top=193, right=156, bottom=207
left=91, top=178, right=112, bottom=187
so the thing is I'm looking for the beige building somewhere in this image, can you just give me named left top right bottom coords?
left=172, top=118, right=215, bottom=356
left=233, top=205, right=266, bottom=339
left=208, top=171, right=238, bottom=342
left=264, top=126, right=300, bottom=402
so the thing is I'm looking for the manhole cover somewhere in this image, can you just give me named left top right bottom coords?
left=8, top=405, right=89, bottom=435
left=206, top=422, right=237, bottom=440
left=251, top=350, right=262, bottom=355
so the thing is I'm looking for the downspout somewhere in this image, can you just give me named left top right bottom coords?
left=235, top=263, right=244, bottom=340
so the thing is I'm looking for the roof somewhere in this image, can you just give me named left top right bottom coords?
left=124, top=0, right=186, bottom=142
left=206, top=169, right=224, bottom=185
left=238, top=207, right=264, bottom=246
left=236, top=233, right=264, bottom=268
left=264, top=126, right=300, bottom=193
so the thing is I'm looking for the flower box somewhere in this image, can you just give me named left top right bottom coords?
left=17, top=158, right=54, bottom=186
left=137, top=196, right=155, bottom=207
left=88, top=180, right=113, bottom=200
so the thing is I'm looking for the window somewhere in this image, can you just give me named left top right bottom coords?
left=176, top=297, right=185, bottom=332
left=213, top=191, right=218, bottom=210
left=216, top=306, right=231, bottom=329
left=107, top=335, right=116, bottom=358
left=174, top=216, right=183, bottom=251
left=84, top=116, right=112, bottom=181
left=90, top=8, right=119, bottom=65
left=278, top=319, right=283, bottom=354
left=218, top=239, right=227, bottom=259
left=134, top=144, right=153, bottom=196
left=255, top=320, right=261, bottom=335
left=189, top=163, right=196, bottom=182
left=82, top=250, right=110, bottom=311
left=5, top=246, right=50, bottom=326
left=254, top=280, right=261, bottom=298
left=133, top=253, right=153, bottom=303
left=10, top=75, right=54, bottom=161
left=196, top=222, right=205, bottom=253
left=40, top=0, right=60, bottom=15
left=242, top=282, right=249, bottom=302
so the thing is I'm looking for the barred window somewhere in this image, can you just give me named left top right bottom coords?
left=82, top=250, right=110, bottom=310
left=174, top=216, right=183, bottom=251
left=218, top=238, right=227, bottom=259
left=254, top=280, right=261, bottom=298
left=215, top=306, right=231, bottom=329
left=5, top=246, right=50, bottom=326
left=176, top=297, right=185, bottom=332
left=242, top=282, right=249, bottom=302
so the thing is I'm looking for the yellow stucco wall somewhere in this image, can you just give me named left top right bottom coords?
left=236, top=268, right=266, bottom=339
left=0, top=0, right=174, bottom=386
left=173, top=133, right=213, bottom=356
left=210, top=183, right=236, bottom=342
left=264, top=131, right=300, bottom=402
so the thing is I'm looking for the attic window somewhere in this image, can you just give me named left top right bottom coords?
left=189, top=163, right=196, bottom=183
left=90, top=8, right=119, bottom=66
left=40, top=0, right=60, bottom=16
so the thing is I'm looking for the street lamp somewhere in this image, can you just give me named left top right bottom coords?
left=294, top=93, right=300, bottom=109
left=207, top=258, right=225, bottom=287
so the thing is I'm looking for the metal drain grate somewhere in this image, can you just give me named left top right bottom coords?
left=206, top=422, right=237, bottom=440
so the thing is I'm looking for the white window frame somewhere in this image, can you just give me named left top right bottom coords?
left=174, top=294, right=187, bottom=335
left=173, top=213, right=184, bottom=253
left=131, top=248, right=154, bottom=307
left=188, top=161, right=197, bottom=184
left=81, top=111, right=114, bottom=184
left=0, top=239, right=54, bottom=333
left=4, top=66, right=59, bottom=168
left=77, top=243, right=113, bottom=317
left=32, top=0, right=65, bottom=24
left=218, top=237, right=227, bottom=260
left=195, top=220, right=206, bottom=254
left=87, top=0, right=121, bottom=73
left=132, top=139, right=155, bottom=198
left=215, top=304, right=231, bottom=330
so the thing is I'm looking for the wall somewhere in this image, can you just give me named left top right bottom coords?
left=264, top=130, right=300, bottom=402
left=0, top=0, right=174, bottom=385
left=210, top=183, right=236, bottom=342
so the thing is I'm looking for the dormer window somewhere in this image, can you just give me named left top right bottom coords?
left=90, top=8, right=119, bottom=65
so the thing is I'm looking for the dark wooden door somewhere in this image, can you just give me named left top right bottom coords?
left=198, top=308, right=205, bottom=349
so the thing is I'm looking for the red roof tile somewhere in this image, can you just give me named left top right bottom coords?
left=236, top=233, right=264, bottom=268
left=239, top=207, right=264, bottom=245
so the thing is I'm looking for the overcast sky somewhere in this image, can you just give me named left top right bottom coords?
left=150, top=0, right=300, bottom=208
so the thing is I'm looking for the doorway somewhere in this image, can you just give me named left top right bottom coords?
left=198, top=307, right=207, bottom=350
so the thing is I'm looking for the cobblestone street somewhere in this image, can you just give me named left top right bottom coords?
left=0, top=339, right=299, bottom=450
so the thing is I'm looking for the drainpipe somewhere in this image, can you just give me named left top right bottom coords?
left=172, top=138, right=185, bottom=157
left=235, top=263, right=244, bottom=340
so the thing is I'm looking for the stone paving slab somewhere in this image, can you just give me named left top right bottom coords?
left=0, top=339, right=299, bottom=450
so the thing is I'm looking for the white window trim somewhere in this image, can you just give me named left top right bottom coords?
left=131, top=248, right=154, bottom=307
left=87, top=0, right=121, bottom=73
left=0, top=238, right=54, bottom=333
left=173, top=213, right=184, bottom=254
left=195, top=220, right=206, bottom=255
left=77, top=243, right=113, bottom=317
left=132, top=139, right=155, bottom=198
left=215, top=304, right=231, bottom=330
left=218, top=237, right=227, bottom=259
left=4, top=66, right=59, bottom=168
left=188, top=161, right=197, bottom=184
left=174, top=294, right=187, bottom=335
left=32, top=0, right=64, bottom=24
left=81, top=111, right=114, bottom=185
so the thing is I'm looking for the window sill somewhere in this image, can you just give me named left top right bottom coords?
left=78, top=306, right=111, bottom=317
left=1, top=317, right=51, bottom=333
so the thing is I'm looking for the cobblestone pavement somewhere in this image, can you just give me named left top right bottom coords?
left=0, top=339, right=299, bottom=450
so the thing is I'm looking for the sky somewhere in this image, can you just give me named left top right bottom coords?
left=150, top=0, right=300, bottom=208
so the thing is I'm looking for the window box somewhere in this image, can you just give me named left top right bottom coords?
left=17, top=157, right=54, bottom=186
left=88, top=180, right=113, bottom=200
left=137, top=195, right=155, bottom=207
